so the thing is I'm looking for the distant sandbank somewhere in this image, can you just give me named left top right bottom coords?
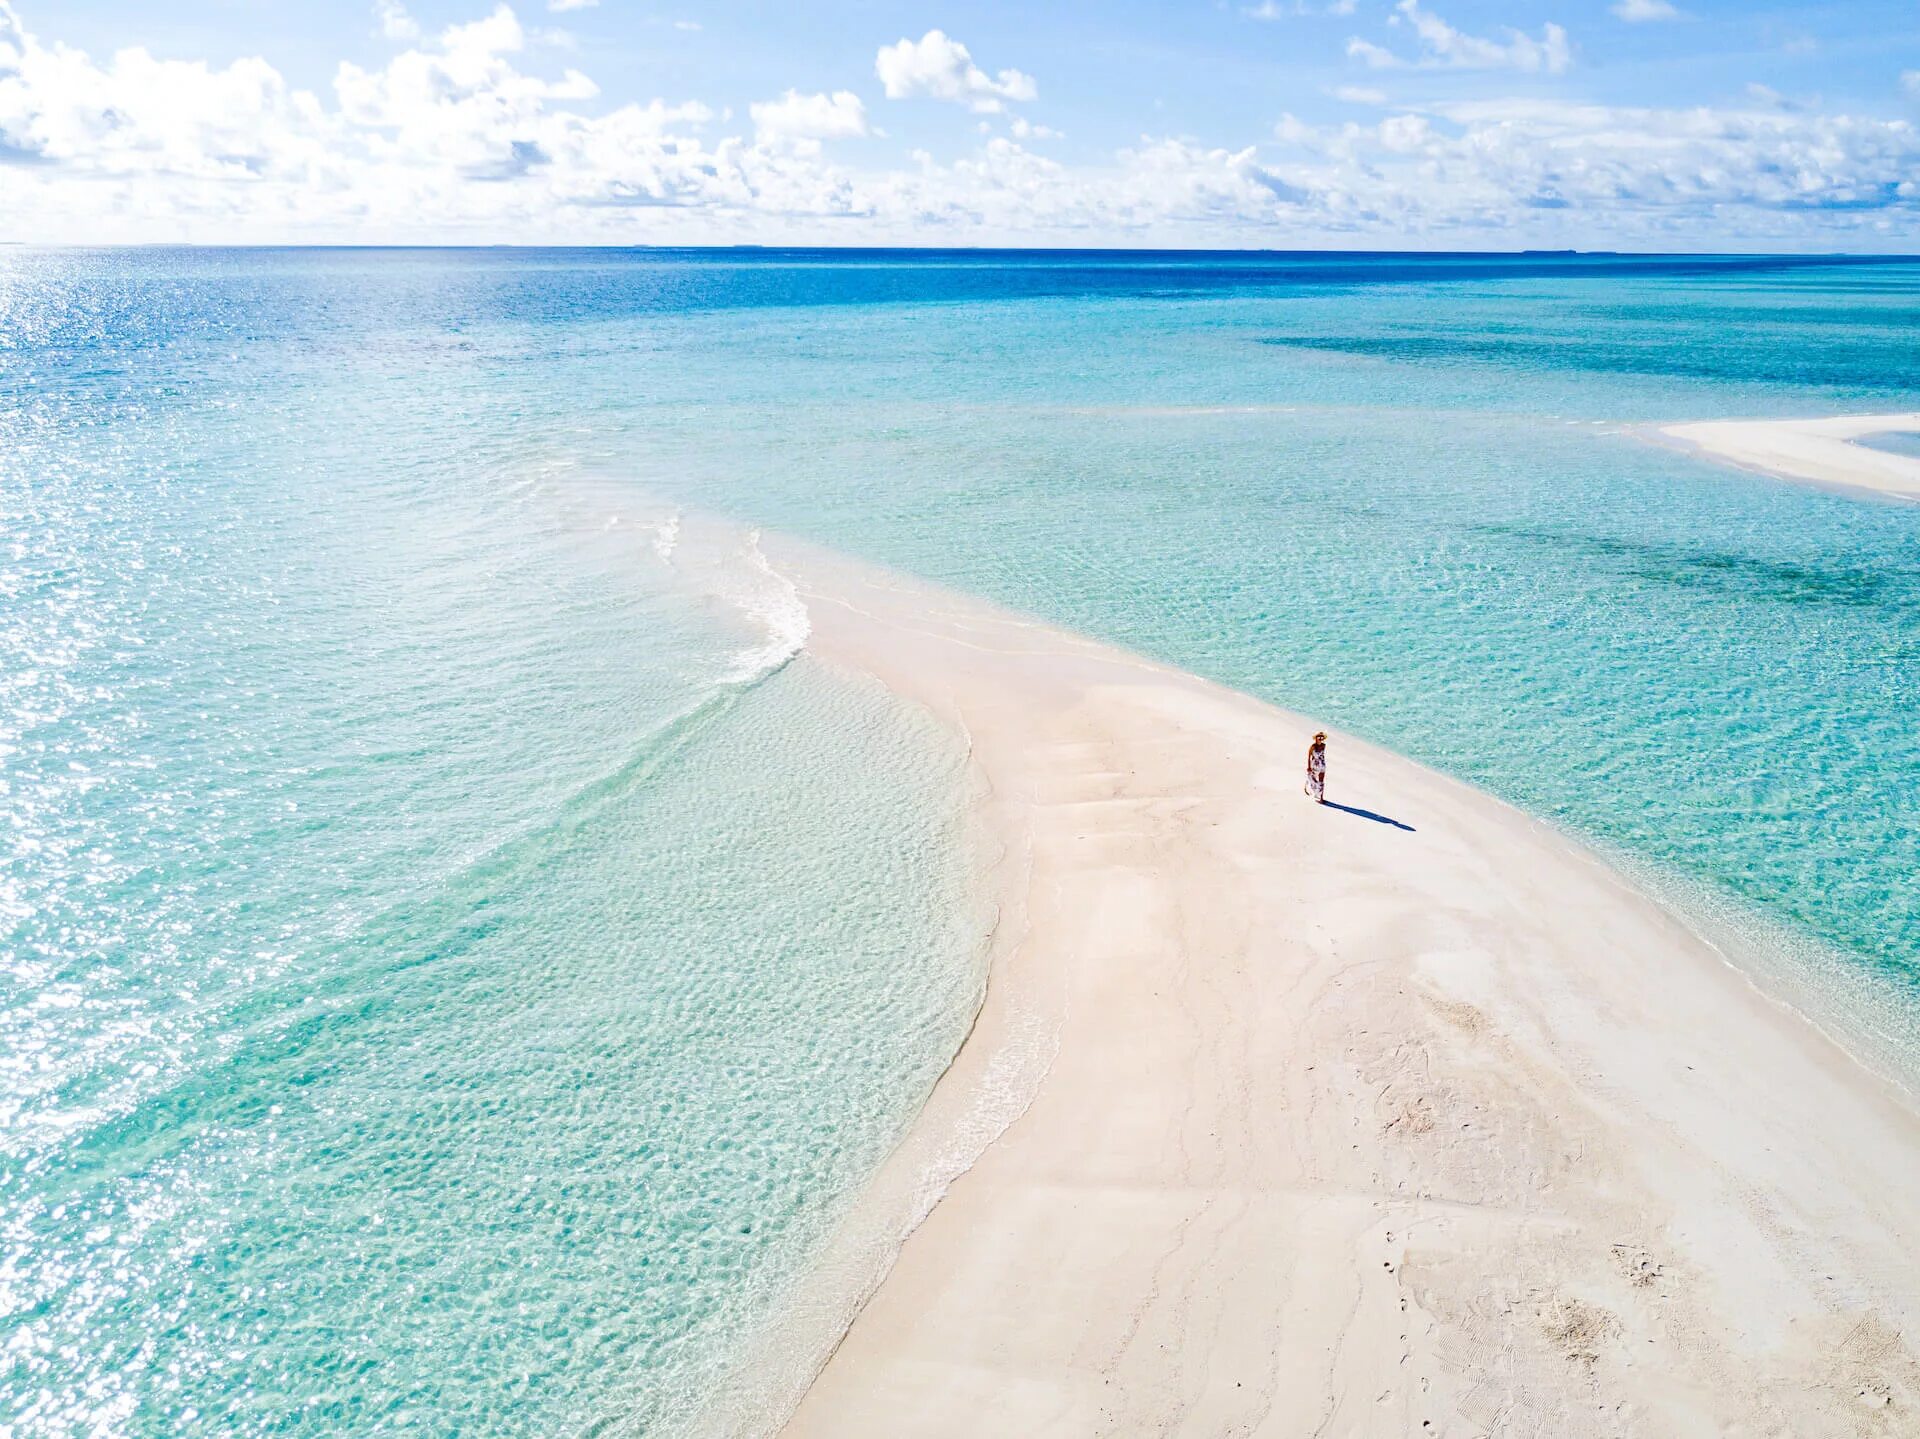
left=733, top=540, right=1920, bottom=1437
left=1661, top=412, right=1920, bottom=502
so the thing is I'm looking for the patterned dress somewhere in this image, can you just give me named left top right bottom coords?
left=1305, top=742, right=1326, bottom=803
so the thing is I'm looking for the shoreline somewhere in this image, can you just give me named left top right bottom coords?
left=745, top=538, right=1920, bottom=1436
left=1657, top=412, right=1920, bottom=502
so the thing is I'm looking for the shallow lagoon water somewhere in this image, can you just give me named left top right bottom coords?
left=1858, top=430, right=1920, bottom=460
left=2, top=248, right=1917, bottom=1434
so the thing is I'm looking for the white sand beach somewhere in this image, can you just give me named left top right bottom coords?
left=1661, top=413, right=1920, bottom=502
left=758, top=541, right=1920, bottom=1437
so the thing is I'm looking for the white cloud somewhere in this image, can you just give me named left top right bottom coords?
left=548, top=0, right=598, bottom=10
left=875, top=29, right=1036, bottom=113
left=1347, top=38, right=1400, bottom=68
left=1245, top=0, right=1358, bottom=17
left=1376, top=112, right=1433, bottom=151
left=0, top=0, right=333, bottom=181
left=1297, top=98, right=1919, bottom=228
left=674, top=19, right=701, bottom=30
left=750, top=89, right=869, bottom=151
left=1353, top=0, right=1572, bottom=73
left=375, top=0, right=420, bottom=41
left=1109, top=136, right=1314, bottom=217
left=1903, top=70, right=1920, bottom=97
left=331, top=3, right=606, bottom=182
left=1, top=1, right=1916, bottom=248
left=1333, top=84, right=1388, bottom=104
left=1612, top=0, right=1680, bottom=20
left=1009, top=115, right=1062, bottom=140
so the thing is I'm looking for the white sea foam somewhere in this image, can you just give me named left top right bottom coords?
left=652, top=512, right=682, bottom=562
left=718, top=530, right=811, bottom=685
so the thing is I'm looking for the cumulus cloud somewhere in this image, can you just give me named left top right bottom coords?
left=1352, top=0, right=1572, bottom=74
left=0, top=1, right=736, bottom=218
left=332, top=4, right=607, bottom=180
left=750, top=89, right=869, bottom=151
left=946, top=99, right=1920, bottom=244
left=0, top=1, right=1915, bottom=248
left=1904, top=70, right=1920, bottom=97
left=0, top=0, right=332, bottom=181
left=1267, top=98, right=1920, bottom=232
left=376, top=0, right=421, bottom=41
left=1612, top=0, right=1680, bottom=20
left=875, top=29, right=1036, bottom=112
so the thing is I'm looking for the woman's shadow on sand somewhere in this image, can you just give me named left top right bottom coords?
left=1323, top=800, right=1416, bottom=832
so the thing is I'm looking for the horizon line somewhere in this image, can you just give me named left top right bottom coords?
left=5, top=242, right=1919, bottom=260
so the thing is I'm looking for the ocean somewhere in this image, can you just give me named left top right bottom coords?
left=3, top=247, right=1917, bottom=1435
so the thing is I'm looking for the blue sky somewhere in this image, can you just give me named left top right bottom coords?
left=4, top=0, right=1918, bottom=247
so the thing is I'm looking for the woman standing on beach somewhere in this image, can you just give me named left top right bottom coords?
left=1305, top=731, right=1327, bottom=804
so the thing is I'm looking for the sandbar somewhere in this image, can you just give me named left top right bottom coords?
left=1661, top=412, right=1920, bottom=502
left=742, top=541, right=1920, bottom=1436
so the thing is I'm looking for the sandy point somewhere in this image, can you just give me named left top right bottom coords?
left=1658, top=412, right=1920, bottom=502
left=723, top=537, right=1920, bottom=1438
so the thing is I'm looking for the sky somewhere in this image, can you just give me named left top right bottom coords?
left=2, top=0, right=1918, bottom=249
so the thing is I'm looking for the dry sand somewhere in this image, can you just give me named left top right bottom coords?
left=747, top=541, right=1920, bottom=1437
left=1660, top=413, right=1920, bottom=502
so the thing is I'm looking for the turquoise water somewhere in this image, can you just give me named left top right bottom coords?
left=0, top=273, right=986, bottom=1437
left=1860, top=430, right=1920, bottom=460
left=4, top=248, right=1919, bottom=1434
